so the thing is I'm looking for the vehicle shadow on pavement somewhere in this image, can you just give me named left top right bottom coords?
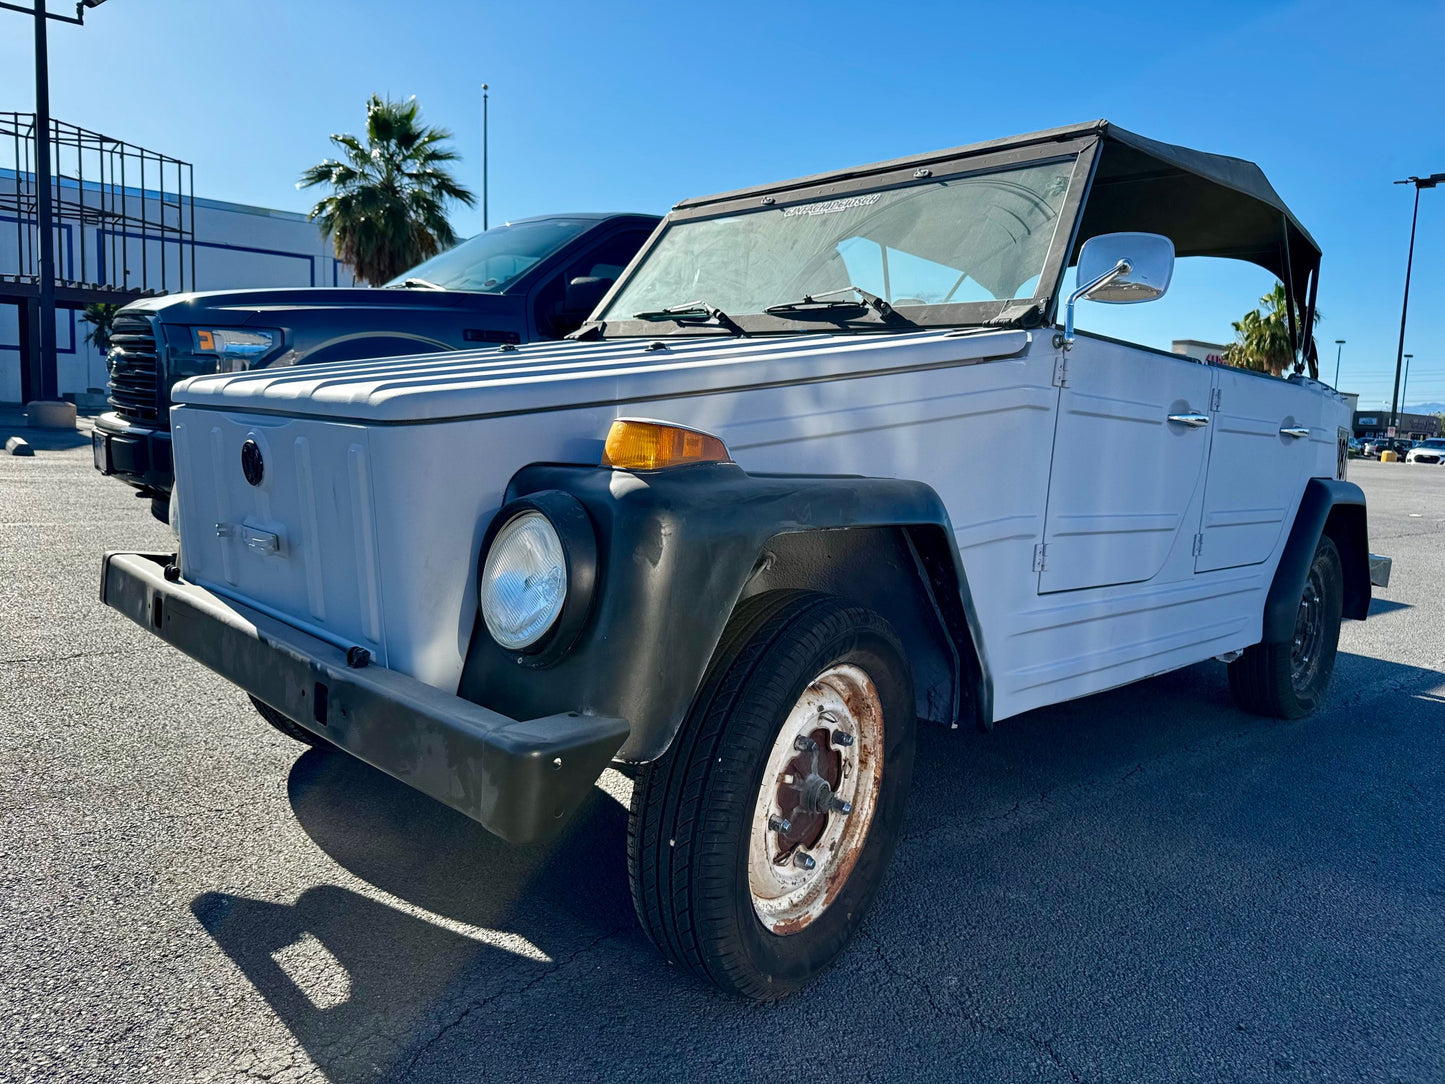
left=192, top=754, right=643, bottom=1083
left=190, top=651, right=1445, bottom=1083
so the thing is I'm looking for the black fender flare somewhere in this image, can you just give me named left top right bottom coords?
left=1261, top=477, right=1371, bottom=643
left=458, top=462, right=992, bottom=762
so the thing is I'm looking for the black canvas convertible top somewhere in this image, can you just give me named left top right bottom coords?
left=677, top=121, right=1320, bottom=353
left=1074, top=123, right=1319, bottom=305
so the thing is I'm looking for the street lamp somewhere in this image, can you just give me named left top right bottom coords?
left=1389, top=173, right=1445, bottom=432
left=481, top=83, right=489, bottom=231
left=1333, top=339, right=1345, bottom=388
left=0, top=0, right=109, bottom=408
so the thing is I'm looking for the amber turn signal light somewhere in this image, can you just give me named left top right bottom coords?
left=601, top=419, right=731, bottom=471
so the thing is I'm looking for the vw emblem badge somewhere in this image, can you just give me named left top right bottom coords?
left=240, top=439, right=264, bottom=487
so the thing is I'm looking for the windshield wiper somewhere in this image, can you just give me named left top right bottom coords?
left=390, top=277, right=445, bottom=291
left=765, top=286, right=895, bottom=320
left=633, top=300, right=747, bottom=337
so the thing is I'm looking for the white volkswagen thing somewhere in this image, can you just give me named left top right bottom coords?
left=103, top=122, right=1392, bottom=999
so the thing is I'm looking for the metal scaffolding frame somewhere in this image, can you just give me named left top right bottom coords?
left=0, top=112, right=194, bottom=400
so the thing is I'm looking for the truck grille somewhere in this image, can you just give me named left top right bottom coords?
left=107, top=315, right=162, bottom=424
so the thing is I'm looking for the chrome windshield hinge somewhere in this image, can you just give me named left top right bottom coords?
left=1191, top=532, right=1204, bottom=557
left=1032, top=543, right=1047, bottom=572
left=1210, top=387, right=1222, bottom=412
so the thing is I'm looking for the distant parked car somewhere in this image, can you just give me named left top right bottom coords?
left=1406, top=438, right=1445, bottom=464
left=93, top=212, right=660, bottom=518
left=1364, top=437, right=1412, bottom=460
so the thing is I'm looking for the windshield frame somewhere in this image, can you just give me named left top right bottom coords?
left=583, top=136, right=1099, bottom=339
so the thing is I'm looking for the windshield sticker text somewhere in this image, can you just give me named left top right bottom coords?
left=779, top=193, right=882, bottom=218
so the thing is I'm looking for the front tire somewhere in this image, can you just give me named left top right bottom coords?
left=1228, top=535, right=1344, bottom=719
left=627, top=592, right=915, bottom=1000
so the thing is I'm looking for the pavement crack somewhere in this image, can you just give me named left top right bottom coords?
left=0, top=646, right=137, bottom=667
left=858, top=927, right=1082, bottom=1081
left=396, top=925, right=629, bottom=1079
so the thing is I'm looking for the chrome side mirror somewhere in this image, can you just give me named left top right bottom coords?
left=1053, top=232, right=1176, bottom=351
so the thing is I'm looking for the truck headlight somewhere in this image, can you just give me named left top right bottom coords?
left=478, top=492, right=597, bottom=657
left=193, top=328, right=277, bottom=371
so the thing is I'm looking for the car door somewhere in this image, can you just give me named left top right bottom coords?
left=1038, top=335, right=1215, bottom=593
left=1193, top=367, right=1317, bottom=572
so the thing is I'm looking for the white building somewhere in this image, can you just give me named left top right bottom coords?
left=1, top=174, right=353, bottom=405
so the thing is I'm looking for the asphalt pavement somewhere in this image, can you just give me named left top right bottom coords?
left=2, top=423, right=1442, bottom=1084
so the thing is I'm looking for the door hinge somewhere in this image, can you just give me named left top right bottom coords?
left=1052, top=355, right=1068, bottom=387
left=1210, top=387, right=1222, bottom=411
left=1032, top=543, right=1047, bottom=572
left=1191, top=532, right=1204, bottom=557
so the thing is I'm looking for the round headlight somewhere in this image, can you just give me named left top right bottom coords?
left=480, top=511, right=568, bottom=650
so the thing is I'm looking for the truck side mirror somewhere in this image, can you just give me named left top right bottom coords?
left=1054, top=232, right=1175, bottom=351
left=564, top=276, right=614, bottom=318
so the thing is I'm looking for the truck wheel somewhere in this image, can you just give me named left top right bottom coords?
left=1228, top=535, right=1344, bottom=719
left=248, top=695, right=325, bottom=747
left=627, top=592, right=915, bottom=999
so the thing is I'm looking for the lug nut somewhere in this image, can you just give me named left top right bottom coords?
left=768, top=815, right=792, bottom=833
left=794, top=735, right=818, bottom=753
left=827, top=796, right=852, bottom=815
left=793, top=851, right=817, bottom=871
left=833, top=731, right=855, bottom=747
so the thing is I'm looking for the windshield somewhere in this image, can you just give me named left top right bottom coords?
left=386, top=217, right=595, bottom=292
left=601, top=158, right=1075, bottom=326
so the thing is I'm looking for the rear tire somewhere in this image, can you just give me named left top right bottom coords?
left=1228, top=535, right=1343, bottom=719
left=627, top=591, right=915, bottom=1000
left=249, top=695, right=325, bottom=746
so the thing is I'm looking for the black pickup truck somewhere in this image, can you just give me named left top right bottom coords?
left=92, top=212, right=658, bottom=517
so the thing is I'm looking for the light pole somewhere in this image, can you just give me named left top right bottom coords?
left=481, top=83, right=489, bottom=231
left=1389, top=173, right=1445, bottom=432
left=1333, top=339, right=1345, bottom=388
left=0, top=0, right=109, bottom=407
left=1401, top=353, right=1413, bottom=430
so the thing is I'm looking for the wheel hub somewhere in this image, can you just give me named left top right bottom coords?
left=1290, top=566, right=1325, bottom=693
left=748, top=664, right=884, bottom=935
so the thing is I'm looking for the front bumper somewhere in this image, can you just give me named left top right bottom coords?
left=1369, top=553, right=1392, bottom=589
left=100, top=552, right=629, bottom=844
left=92, top=412, right=173, bottom=493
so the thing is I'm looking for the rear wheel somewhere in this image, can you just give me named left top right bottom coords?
left=1228, top=535, right=1344, bottom=719
left=627, top=592, right=915, bottom=999
left=249, top=695, right=325, bottom=746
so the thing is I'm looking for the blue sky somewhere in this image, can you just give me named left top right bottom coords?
left=4, top=0, right=1443, bottom=409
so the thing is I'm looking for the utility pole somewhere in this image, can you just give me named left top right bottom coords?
left=482, top=84, right=489, bottom=231
left=1333, top=339, right=1345, bottom=388
left=1400, top=354, right=1413, bottom=428
left=33, top=0, right=56, bottom=401
left=1390, top=174, right=1444, bottom=433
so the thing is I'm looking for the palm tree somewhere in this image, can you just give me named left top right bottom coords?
left=81, top=303, right=119, bottom=353
left=1223, top=284, right=1321, bottom=377
left=299, top=95, right=475, bottom=286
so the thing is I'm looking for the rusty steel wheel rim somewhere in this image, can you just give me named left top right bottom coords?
left=747, top=663, right=884, bottom=935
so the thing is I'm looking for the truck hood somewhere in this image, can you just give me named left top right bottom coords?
left=122, top=286, right=495, bottom=323
left=172, top=328, right=1033, bottom=425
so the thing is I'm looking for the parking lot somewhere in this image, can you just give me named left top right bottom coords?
left=2, top=421, right=1442, bottom=1084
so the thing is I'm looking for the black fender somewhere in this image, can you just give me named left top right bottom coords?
left=457, top=463, right=992, bottom=762
left=1261, top=478, right=1371, bottom=643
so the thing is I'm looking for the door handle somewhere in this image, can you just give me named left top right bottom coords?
left=1279, top=426, right=1310, bottom=439
left=1167, top=412, right=1210, bottom=428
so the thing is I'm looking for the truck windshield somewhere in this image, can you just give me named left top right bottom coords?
left=386, top=217, right=595, bottom=292
left=601, top=158, right=1075, bottom=328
